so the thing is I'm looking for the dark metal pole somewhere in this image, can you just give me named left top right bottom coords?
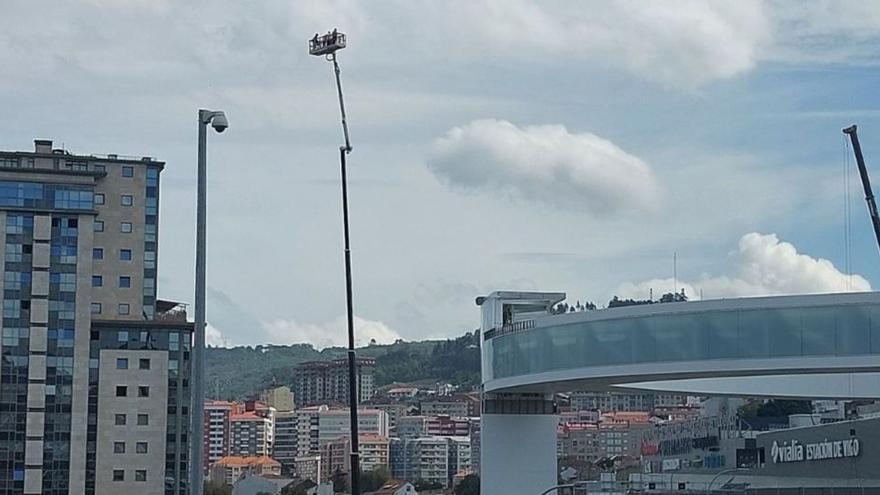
left=340, top=147, right=360, bottom=494
left=843, top=124, right=880, bottom=255
left=192, top=113, right=208, bottom=495
left=331, top=53, right=359, bottom=494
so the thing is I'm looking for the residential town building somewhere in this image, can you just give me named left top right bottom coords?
left=316, top=408, right=389, bottom=444
left=230, top=403, right=276, bottom=457
left=0, top=140, right=192, bottom=495
left=204, top=400, right=235, bottom=473
left=395, top=416, right=428, bottom=439
left=293, top=358, right=375, bottom=406
left=273, top=411, right=299, bottom=474
left=209, top=456, right=281, bottom=485
left=261, top=385, right=295, bottom=412
left=320, top=434, right=390, bottom=479
left=426, top=415, right=470, bottom=437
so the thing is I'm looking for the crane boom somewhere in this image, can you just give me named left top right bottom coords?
left=843, top=124, right=880, bottom=255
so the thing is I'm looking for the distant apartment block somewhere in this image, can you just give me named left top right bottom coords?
left=316, top=408, right=389, bottom=445
left=426, top=415, right=470, bottom=437
left=320, top=434, right=390, bottom=479
left=230, top=402, right=276, bottom=457
left=421, top=393, right=480, bottom=417
left=204, top=400, right=234, bottom=473
left=261, top=385, right=294, bottom=412
left=273, top=411, right=298, bottom=474
left=393, top=436, right=471, bottom=488
left=0, top=140, right=192, bottom=495
left=469, top=418, right=481, bottom=476
left=421, top=400, right=469, bottom=417
left=293, top=357, right=375, bottom=406
left=395, top=415, right=428, bottom=439
left=208, top=455, right=281, bottom=485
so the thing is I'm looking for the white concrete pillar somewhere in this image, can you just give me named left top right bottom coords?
left=481, top=413, right=558, bottom=495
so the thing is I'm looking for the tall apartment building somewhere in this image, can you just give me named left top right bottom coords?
left=295, top=406, right=326, bottom=458
left=230, top=404, right=275, bottom=457
left=426, top=415, right=470, bottom=437
left=316, top=408, right=389, bottom=444
left=319, top=434, right=389, bottom=479
left=0, top=140, right=192, bottom=495
left=261, top=385, right=294, bottom=412
left=293, top=357, right=375, bottom=406
left=401, top=437, right=449, bottom=488
left=395, top=416, right=428, bottom=439
left=469, top=418, right=480, bottom=476
left=570, top=391, right=656, bottom=412
left=273, top=411, right=298, bottom=474
left=204, top=400, right=234, bottom=471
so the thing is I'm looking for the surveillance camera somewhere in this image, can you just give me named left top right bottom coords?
left=211, top=112, right=228, bottom=133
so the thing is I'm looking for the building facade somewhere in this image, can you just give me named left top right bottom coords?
left=293, top=358, right=375, bottom=406
left=261, top=385, right=294, bottom=413
left=208, top=456, right=281, bottom=485
left=0, top=140, right=191, bottom=495
left=273, top=411, right=298, bottom=474
left=204, top=400, right=234, bottom=473
left=316, top=408, right=389, bottom=445
left=230, top=409, right=275, bottom=457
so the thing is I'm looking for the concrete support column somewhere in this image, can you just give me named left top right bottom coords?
left=481, top=412, right=558, bottom=495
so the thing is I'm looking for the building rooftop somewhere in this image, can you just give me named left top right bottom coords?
left=214, top=455, right=280, bottom=467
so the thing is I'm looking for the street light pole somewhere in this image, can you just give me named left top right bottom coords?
left=191, top=109, right=228, bottom=495
left=309, top=29, right=360, bottom=495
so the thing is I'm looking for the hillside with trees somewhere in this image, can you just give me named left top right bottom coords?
left=205, top=330, right=481, bottom=400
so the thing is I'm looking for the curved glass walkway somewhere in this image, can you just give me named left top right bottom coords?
left=481, top=292, right=880, bottom=395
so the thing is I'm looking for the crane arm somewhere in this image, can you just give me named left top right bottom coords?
left=843, top=124, right=880, bottom=256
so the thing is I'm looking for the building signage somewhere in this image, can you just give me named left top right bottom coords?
left=661, top=458, right=681, bottom=471
left=771, top=438, right=860, bottom=463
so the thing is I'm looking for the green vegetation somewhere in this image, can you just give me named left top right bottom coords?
left=738, top=399, right=812, bottom=419
left=205, top=331, right=481, bottom=400
left=360, top=466, right=391, bottom=492
left=455, top=474, right=480, bottom=495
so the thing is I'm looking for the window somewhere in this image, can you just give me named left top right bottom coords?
left=118, top=330, right=128, bottom=342
left=139, top=358, right=150, bottom=370
left=120, top=222, right=132, bottom=233
left=93, top=248, right=103, bottom=260
left=94, top=164, right=106, bottom=173
left=137, top=414, right=149, bottom=426
left=116, top=358, right=128, bottom=370
left=135, top=470, right=146, bottom=482
left=94, top=193, right=105, bottom=205
left=136, top=442, right=148, bottom=454
left=92, top=275, right=103, bottom=287
left=120, top=249, right=132, bottom=261
left=114, top=441, right=125, bottom=454
left=118, top=303, right=130, bottom=316
left=138, top=386, right=150, bottom=397
left=115, top=414, right=126, bottom=426
left=116, top=386, right=127, bottom=397
left=113, top=470, right=124, bottom=482
left=94, top=220, right=104, bottom=232
left=119, top=276, right=131, bottom=288
left=121, top=194, right=133, bottom=206
left=91, top=303, right=102, bottom=315
left=122, top=166, right=134, bottom=177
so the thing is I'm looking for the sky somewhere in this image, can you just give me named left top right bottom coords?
left=3, top=1, right=880, bottom=347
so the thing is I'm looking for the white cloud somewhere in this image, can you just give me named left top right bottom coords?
left=427, top=119, right=661, bottom=215
left=261, top=315, right=402, bottom=349
left=432, top=0, right=770, bottom=89
left=617, top=232, right=871, bottom=300
left=206, top=323, right=234, bottom=348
